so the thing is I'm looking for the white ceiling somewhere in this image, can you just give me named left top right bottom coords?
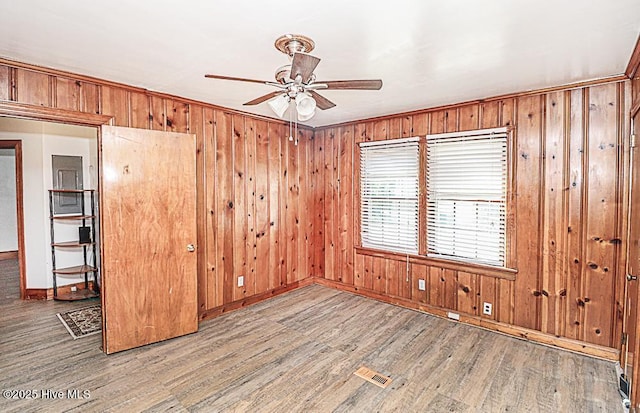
left=0, top=0, right=639, bottom=127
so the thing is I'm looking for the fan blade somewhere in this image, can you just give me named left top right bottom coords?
left=205, top=74, right=270, bottom=85
left=290, top=53, right=321, bottom=84
left=243, top=91, right=283, bottom=106
left=317, top=79, right=383, bottom=90
left=308, top=90, right=336, bottom=110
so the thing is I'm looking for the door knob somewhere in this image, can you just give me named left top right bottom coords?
left=627, top=274, right=638, bottom=281
left=187, top=244, right=195, bottom=252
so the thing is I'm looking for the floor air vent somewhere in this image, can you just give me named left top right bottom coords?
left=354, top=366, right=392, bottom=389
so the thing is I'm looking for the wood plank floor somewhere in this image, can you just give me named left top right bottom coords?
left=0, top=258, right=20, bottom=306
left=0, top=283, right=623, bottom=412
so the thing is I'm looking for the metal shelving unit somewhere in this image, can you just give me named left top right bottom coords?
left=49, top=189, right=99, bottom=301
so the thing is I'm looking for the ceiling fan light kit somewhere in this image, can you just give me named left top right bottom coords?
left=267, top=94, right=290, bottom=118
left=205, top=34, right=382, bottom=125
left=295, top=92, right=317, bottom=121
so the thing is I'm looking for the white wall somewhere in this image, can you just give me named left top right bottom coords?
left=0, top=117, right=98, bottom=289
left=0, top=148, right=17, bottom=252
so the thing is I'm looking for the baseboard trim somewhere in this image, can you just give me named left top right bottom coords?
left=0, top=250, right=18, bottom=260
left=25, top=281, right=96, bottom=300
left=199, top=278, right=315, bottom=321
left=24, top=288, right=47, bottom=300
left=314, top=277, right=619, bottom=361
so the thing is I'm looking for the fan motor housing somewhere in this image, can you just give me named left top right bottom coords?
left=274, top=34, right=315, bottom=56
left=275, top=65, right=292, bottom=84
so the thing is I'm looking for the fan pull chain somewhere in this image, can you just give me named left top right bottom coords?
left=288, top=102, right=293, bottom=142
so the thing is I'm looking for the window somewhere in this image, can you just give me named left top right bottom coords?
left=426, top=127, right=508, bottom=267
left=360, top=137, right=420, bottom=254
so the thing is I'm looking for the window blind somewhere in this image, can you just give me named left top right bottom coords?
left=360, top=137, right=420, bottom=254
left=426, top=128, right=507, bottom=267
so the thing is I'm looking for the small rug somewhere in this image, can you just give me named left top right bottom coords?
left=56, top=305, right=101, bottom=339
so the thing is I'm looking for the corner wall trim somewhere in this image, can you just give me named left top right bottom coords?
left=625, top=34, right=640, bottom=79
left=199, top=278, right=314, bottom=321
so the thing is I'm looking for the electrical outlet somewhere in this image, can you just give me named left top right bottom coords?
left=70, top=286, right=77, bottom=292
left=418, top=279, right=426, bottom=291
left=483, top=302, right=492, bottom=316
left=237, top=276, right=244, bottom=287
left=447, top=311, right=460, bottom=321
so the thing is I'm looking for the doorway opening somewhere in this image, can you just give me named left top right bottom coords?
left=0, top=140, right=23, bottom=304
left=0, top=117, right=99, bottom=301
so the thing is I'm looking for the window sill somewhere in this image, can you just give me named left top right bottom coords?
left=354, top=246, right=517, bottom=281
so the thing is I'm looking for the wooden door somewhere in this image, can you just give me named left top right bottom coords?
left=627, top=110, right=640, bottom=408
left=100, top=126, right=198, bottom=354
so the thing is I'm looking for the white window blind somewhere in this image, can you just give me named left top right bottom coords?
left=360, top=137, right=419, bottom=254
left=426, top=127, right=507, bottom=267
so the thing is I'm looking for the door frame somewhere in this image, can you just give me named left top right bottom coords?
left=0, top=139, right=25, bottom=298
left=629, top=105, right=640, bottom=411
left=0, top=102, right=112, bottom=301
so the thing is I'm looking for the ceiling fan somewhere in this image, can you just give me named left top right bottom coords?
left=205, top=34, right=383, bottom=122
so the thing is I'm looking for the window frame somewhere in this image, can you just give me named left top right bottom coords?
left=424, top=127, right=510, bottom=268
left=356, top=127, right=515, bottom=273
left=359, top=136, right=421, bottom=255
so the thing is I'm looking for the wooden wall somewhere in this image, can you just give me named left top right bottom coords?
left=0, top=60, right=315, bottom=316
left=313, top=80, right=631, bottom=352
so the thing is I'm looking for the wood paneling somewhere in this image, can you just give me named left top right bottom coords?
left=79, top=82, right=99, bottom=115
left=479, top=277, right=497, bottom=321
left=299, top=128, right=314, bottom=280
left=633, top=77, right=640, bottom=110
left=232, top=114, right=248, bottom=300
left=311, top=130, right=325, bottom=278
left=285, top=127, right=299, bottom=284
left=541, top=91, right=567, bottom=336
left=338, top=125, right=354, bottom=285
left=100, top=85, right=128, bottom=127
left=16, top=69, right=49, bottom=107
left=167, top=100, right=189, bottom=133
left=582, top=83, right=620, bottom=347
left=565, top=89, right=586, bottom=340
left=457, top=272, right=479, bottom=315
left=313, top=80, right=630, bottom=352
left=189, top=105, right=208, bottom=313
left=150, top=96, right=165, bottom=131
left=54, top=77, right=79, bottom=111
left=412, top=112, right=429, bottom=136
left=0, top=59, right=315, bottom=319
left=130, top=92, right=150, bottom=129
left=459, top=105, right=479, bottom=131
left=514, top=95, right=543, bottom=330
left=244, top=118, right=257, bottom=297
left=215, top=111, right=235, bottom=306
left=323, top=128, right=336, bottom=281
left=0, top=65, right=9, bottom=100
left=254, top=119, right=270, bottom=294
left=267, top=122, right=283, bottom=290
